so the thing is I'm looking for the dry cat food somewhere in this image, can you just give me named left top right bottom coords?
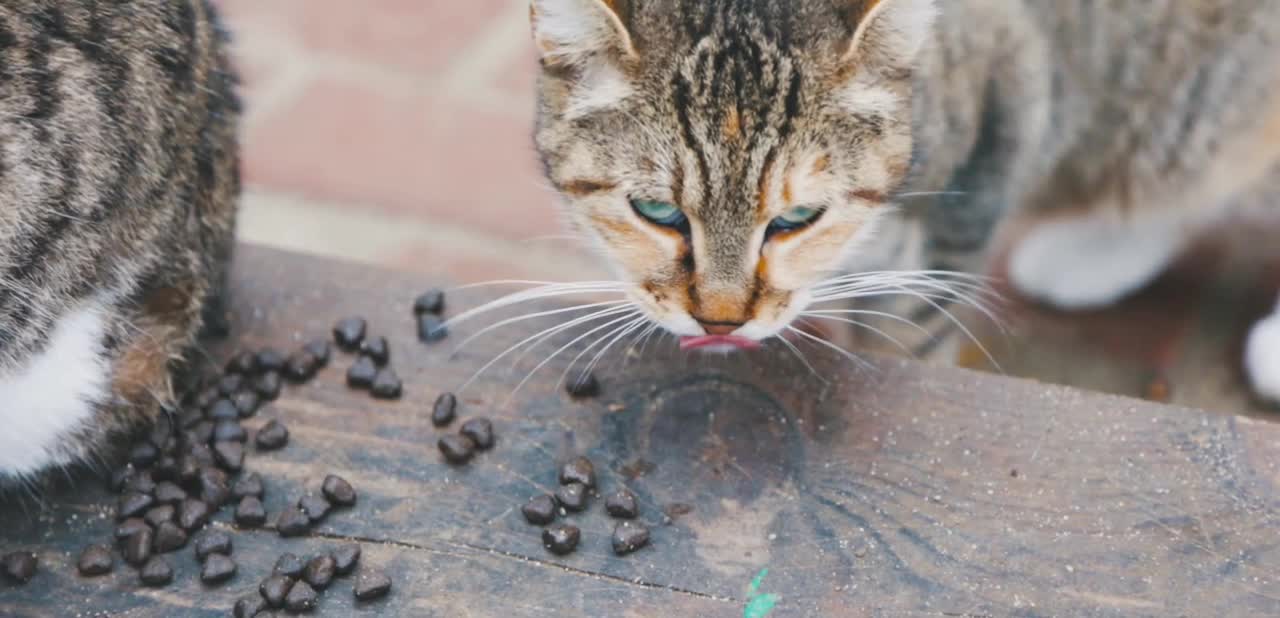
left=431, top=393, right=457, bottom=427
left=604, top=490, right=638, bottom=519
left=76, top=545, right=113, bottom=576
left=254, top=420, right=289, bottom=450
left=346, top=356, right=378, bottom=388
left=559, top=456, right=596, bottom=488
left=304, top=555, right=337, bottom=589
left=194, top=531, right=232, bottom=561
left=2, top=551, right=37, bottom=584
left=413, top=289, right=446, bottom=315
left=200, top=554, right=237, bottom=584
left=459, top=418, right=495, bottom=450
left=611, top=521, right=650, bottom=556
left=555, top=482, right=589, bottom=512
left=234, top=496, right=267, bottom=527
left=416, top=313, right=448, bottom=342
left=333, top=316, right=368, bottom=351
left=565, top=372, right=600, bottom=399
left=522, top=495, right=557, bottom=526
left=361, top=335, right=390, bottom=366
left=354, top=570, right=393, bottom=601
left=285, top=580, right=319, bottom=612
left=438, top=434, right=476, bottom=464
left=542, top=525, right=581, bottom=556
left=139, top=556, right=173, bottom=586
left=322, top=474, right=357, bottom=506
left=370, top=367, right=403, bottom=399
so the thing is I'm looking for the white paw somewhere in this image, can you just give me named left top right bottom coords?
left=1246, top=308, right=1280, bottom=403
left=0, top=302, right=110, bottom=478
left=1008, top=215, right=1185, bottom=310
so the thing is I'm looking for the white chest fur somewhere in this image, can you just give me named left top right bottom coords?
left=0, top=301, right=110, bottom=479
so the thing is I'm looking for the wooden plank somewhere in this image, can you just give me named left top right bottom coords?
left=3, top=244, right=1280, bottom=616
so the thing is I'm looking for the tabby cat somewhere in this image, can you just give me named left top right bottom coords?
left=0, top=0, right=239, bottom=480
left=528, top=0, right=1280, bottom=400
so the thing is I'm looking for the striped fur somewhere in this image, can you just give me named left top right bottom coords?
left=0, top=0, right=240, bottom=480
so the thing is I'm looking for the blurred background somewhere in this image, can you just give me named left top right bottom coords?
left=216, top=0, right=1280, bottom=417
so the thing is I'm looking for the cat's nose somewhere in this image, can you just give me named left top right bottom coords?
left=696, top=320, right=744, bottom=336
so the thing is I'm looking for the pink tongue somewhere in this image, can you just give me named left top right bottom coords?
left=679, top=335, right=761, bottom=351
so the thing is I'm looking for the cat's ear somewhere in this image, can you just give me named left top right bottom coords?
left=530, top=0, right=637, bottom=67
left=842, top=0, right=936, bottom=69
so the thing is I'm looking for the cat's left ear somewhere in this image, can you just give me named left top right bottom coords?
left=530, top=0, right=638, bottom=68
left=841, top=0, right=936, bottom=69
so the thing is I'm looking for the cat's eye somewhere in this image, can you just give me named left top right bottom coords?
left=768, top=205, right=825, bottom=235
left=630, top=199, right=687, bottom=229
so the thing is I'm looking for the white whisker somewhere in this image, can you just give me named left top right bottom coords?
left=787, top=326, right=876, bottom=373
left=444, top=283, right=629, bottom=330
left=506, top=312, right=643, bottom=401
left=800, top=313, right=915, bottom=356
left=449, top=300, right=629, bottom=356
left=774, top=334, right=826, bottom=383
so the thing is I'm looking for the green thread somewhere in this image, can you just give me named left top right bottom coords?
left=743, top=569, right=780, bottom=618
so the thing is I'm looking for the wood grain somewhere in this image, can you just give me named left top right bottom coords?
left=3, top=244, right=1280, bottom=617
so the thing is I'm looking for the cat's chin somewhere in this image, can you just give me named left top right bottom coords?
left=679, top=335, right=761, bottom=353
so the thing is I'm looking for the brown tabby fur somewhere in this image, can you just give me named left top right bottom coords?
left=0, top=0, right=239, bottom=478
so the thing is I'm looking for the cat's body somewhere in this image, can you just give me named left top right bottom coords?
left=529, top=0, right=1280, bottom=398
left=0, top=0, right=239, bottom=480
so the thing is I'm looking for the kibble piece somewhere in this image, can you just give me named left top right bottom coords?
left=108, top=465, right=137, bottom=493
left=199, top=466, right=232, bottom=506
left=555, top=482, right=588, bottom=512
left=460, top=418, right=495, bottom=450
left=194, top=530, right=232, bottom=561
left=219, top=374, right=246, bottom=396
left=227, top=351, right=259, bottom=375
left=235, top=496, right=267, bottom=528
left=559, top=456, right=596, bottom=488
left=152, top=456, right=180, bottom=482
left=124, top=471, right=157, bottom=495
left=232, top=391, right=262, bottom=418
left=144, top=504, right=176, bottom=528
left=178, top=456, right=202, bottom=486
left=541, top=525, right=581, bottom=556
left=276, top=508, right=311, bottom=537
left=213, top=441, right=245, bottom=472
left=413, top=289, right=445, bottom=315
left=130, top=442, right=159, bottom=467
left=431, top=393, right=457, bottom=427
left=346, top=356, right=377, bottom=389
left=437, top=435, right=476, bottom=464
left=256, top=348, right=287, bottom=373
left=284, top=351, right=321, bottom=383
left=187, top=444, right=216, bottom=469
left=153, top=521, right=188, bottom=553
left=253, top=371, right=283, bottom=400
left=208, top=398, right=240, bottom=421
left=186, top=421, right=215, bottom=447
left=178, top=498, right=211, bottom=531
left=233, top=472, right=265, bottom=498
left=361, top=336, right=390, bottom=366
left=195, top=386, right=222, bottom=410
left=234, top=595, right=267, bottom=618
left=154, top=481, right=188, bottom=505
left=123, top=528, right=154, bottom=566
left=201, top=553, right=237, bottom=584
left=118, top=491, right=156, bottom=520
left=611, top=521, right=650, bottom=555
left=605, top=490, right=639, bottom=519
left=321, top=475, right=357, bottom=506
left=331, top=544, right=361, bottom=575
left=416, top=313, right=447, bottom=342
left=370, top=368, right=403, bottom=399
left=77, top=545, right=113, bottom=577
left=259, top=574, right=294, bottom=609
left=2, top=552, right=37, bottom=583
left=521, top=495, right=557, bottom=525
left=303, top=555, right=337, bottom=590
left=565, top=372, right=600, bottom=398
left=298, top=495, right=332, bottom=523
left=115, top=518, right=151, bottom=542
left=286, top=580, right=319, bottom=612
left=255, top=420, right=289, bottom=451
left=213, top=420, right=247, bottom=444
left=354, top=570, right=392, bottom=601
left=273, top=553, right=306, bottom=578
left=139, top=557, right=173, bottom=587
left=303, top=339, right=332, bottom=366
left=333, top=317, right=367, bottom=350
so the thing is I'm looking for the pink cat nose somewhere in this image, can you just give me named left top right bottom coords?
left=697, top=320, right=743, bottom=336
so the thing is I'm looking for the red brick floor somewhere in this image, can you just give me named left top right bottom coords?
left=215, top=0, right=1280, bottom=415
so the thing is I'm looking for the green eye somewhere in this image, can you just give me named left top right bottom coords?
left=630, top=199, right=686, bottom=228
left=769, top=206, right=824, bottom=234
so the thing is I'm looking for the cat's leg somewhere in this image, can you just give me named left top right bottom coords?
left=1246, top=295, right=1280, bottom=403
left=1007, top=210, right=1191, bottom=309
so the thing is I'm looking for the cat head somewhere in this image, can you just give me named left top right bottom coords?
left=531, top=0, right=935, bottom=345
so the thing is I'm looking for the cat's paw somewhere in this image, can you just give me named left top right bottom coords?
left=1245, top=306, right=1280, bottom=404
left=1008, top=214, right=1186, bottom=310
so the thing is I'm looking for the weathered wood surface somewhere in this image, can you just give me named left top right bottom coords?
left=4, top=244, right=1280, bottom=617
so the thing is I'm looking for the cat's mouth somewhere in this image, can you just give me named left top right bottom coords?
left=678, top=335, right=761, bottom=352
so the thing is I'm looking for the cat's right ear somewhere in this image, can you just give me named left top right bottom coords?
left=530, top=0, right=637, bottom=68
left=842, top=0, right=936, bottom=70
